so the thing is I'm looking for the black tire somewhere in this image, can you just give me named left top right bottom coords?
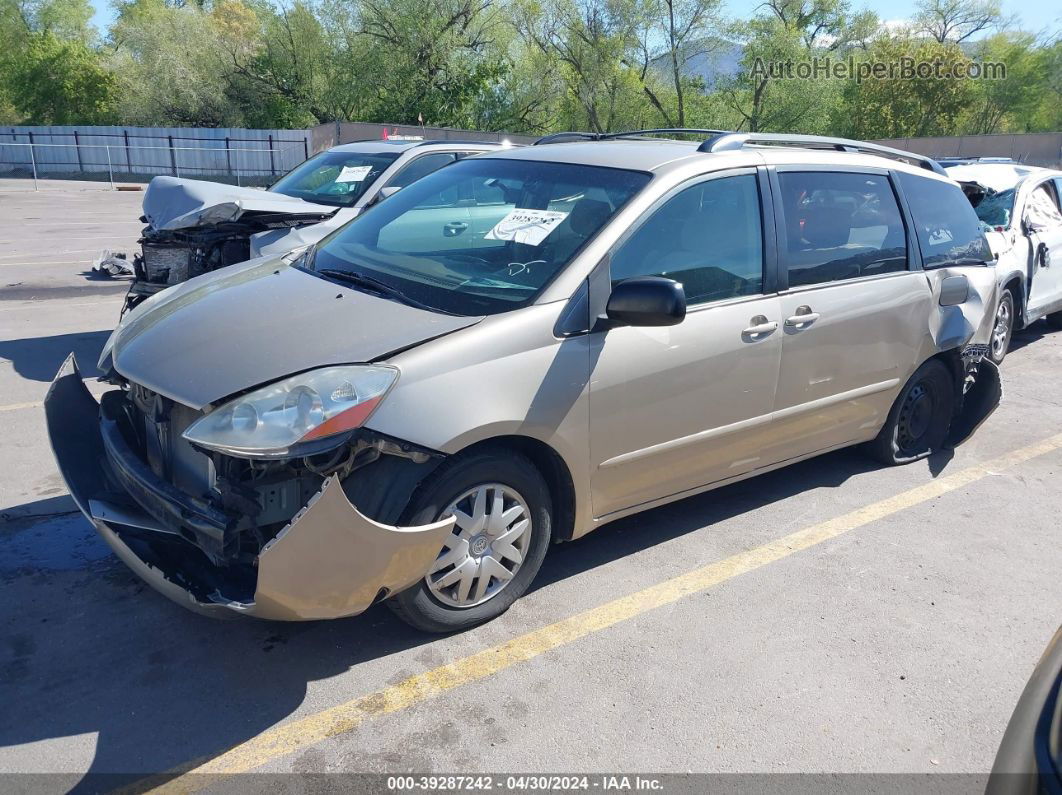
left=1046, top=311, right=1062, bottom=331
left=865, top=359, right=956, bottom=466
left=387, top=450, right=552, bottom=633
left=988, top=290, right=1015, bottom=365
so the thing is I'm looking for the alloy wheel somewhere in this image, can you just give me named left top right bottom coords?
left=992, top=297, right=1012, bottom=359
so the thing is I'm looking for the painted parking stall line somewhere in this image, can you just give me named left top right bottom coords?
left=137, top=431, right=1062, bottom=792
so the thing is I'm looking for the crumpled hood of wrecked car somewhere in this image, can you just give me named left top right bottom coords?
left=143, top=176, right=337, bottom=231
left=109, top=259, right=483, bottom=409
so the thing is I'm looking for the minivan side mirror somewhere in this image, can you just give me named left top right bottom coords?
left=366, top=186, right=401, bottom=208
left=604, top=277, right=686, bottom=327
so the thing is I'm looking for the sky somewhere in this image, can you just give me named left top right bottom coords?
left=88, top=0, right=1062, bottom=41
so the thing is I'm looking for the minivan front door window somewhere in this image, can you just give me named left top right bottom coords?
left=609, top=174, right=764, bottom=305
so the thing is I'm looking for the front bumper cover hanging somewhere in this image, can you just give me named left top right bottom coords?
left=44, top=355, right=454, bottom=621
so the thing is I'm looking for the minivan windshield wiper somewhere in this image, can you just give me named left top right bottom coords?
left=316, top=268, right=451, bottom=314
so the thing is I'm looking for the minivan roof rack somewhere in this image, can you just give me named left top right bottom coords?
left=698, top=132, right=948, bottom=176
left=534, top=128, right=732, bottom=145
left=409, top=139, right=509, bottom=147
left=533, top=132, right=600, bottom=145
left=349, top=138, right=507, bottom=147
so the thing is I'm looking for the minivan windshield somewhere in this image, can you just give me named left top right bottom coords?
left=307, top=158, right=651, bottom=315
left=269, top=151, right=400, bottom=207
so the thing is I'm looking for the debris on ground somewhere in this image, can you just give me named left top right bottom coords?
left=91, top=250, right=133, bottom=279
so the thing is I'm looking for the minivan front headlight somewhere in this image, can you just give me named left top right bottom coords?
left=182, top=365, right=398, bottom=458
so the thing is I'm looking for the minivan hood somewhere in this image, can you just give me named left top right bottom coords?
left=110, top=259, right=483, bottom=409
left=143, top=176, right=337, bottom=231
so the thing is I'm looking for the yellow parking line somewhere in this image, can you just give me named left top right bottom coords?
left=0, top=401, right=41, bottom=413
left=140, top=432, right=1062, bottom=791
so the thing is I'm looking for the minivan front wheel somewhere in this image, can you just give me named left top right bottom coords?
left=866, top=359, right=955, bottom=465
left=387, top=451, right=552, bottom=633
left=988, top=291, right=1014, bottom=364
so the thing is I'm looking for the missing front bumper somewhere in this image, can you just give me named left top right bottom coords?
left=44, top=355, right=454, bottom=621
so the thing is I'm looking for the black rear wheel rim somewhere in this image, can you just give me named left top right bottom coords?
left=897, top=382, right=935, bottom=454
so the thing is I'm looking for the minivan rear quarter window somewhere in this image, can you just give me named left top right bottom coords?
left=777, top=171, right=907, bottom=288
left=897, top=172, right=992, bottom=267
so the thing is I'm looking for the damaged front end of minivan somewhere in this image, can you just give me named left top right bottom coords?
left=45, top=356, right=455, bottom=620
left=126, top=177, right=336, bottom=311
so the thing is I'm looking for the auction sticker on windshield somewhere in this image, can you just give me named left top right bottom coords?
left=484, top=209, right=569, bottom=246
left=336, top=165, right=373, bottom=183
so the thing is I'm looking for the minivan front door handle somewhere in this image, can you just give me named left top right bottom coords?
left=742, top=316, right=779, bottom=336
left=784, top=306, right=820, bottom=327
left=443, top=221, right=469, bottom=237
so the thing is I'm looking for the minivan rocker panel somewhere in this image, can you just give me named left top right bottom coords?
left=46, top=134, right=1004, bottom=630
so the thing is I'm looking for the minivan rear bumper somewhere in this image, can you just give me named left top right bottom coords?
left=44, top=355, right=454, bottom=621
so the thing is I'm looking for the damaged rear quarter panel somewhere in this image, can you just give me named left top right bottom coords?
left=923, top=265, right=1000, bottom=354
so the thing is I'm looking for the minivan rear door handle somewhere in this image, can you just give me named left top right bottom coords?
left=784, top=307, right=820, bottom=327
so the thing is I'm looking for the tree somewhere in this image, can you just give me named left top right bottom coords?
left=627, top=0, right=723, bottom=127
left=718, top=16, right=840, bottom=133
left=964, top=32, right=1044, bottom=133
left=8, top=31, right=115, bottom=123
left=107, top=0, right=242, bottom=126
left=841, top=33, right=975, bottom=138
left=354, top=0, right=510, bottom=126
left=914, top=0, right=1003, bottom=43
left=514, top=0, right=651, bottom=132
left=762, top=0, right=875, bottom=50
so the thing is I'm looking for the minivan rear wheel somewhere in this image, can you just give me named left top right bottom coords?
left=387, top=451, right=552, bottom=633
left=866, top=359, right=955, bottom=465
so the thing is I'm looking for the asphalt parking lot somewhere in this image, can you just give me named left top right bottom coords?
left=2, top=182, right=1061, bottom=789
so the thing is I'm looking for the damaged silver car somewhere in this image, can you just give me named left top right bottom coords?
left=48, top=131, right=1001, bottom=632
left=124, top=139, right=510, bottom=310
left=944, top=161, right=1062, bottom=363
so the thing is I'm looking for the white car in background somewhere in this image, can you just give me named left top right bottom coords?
left=945, top=162, right=1062, bottom=363
left=125, top=139, right=511, bottom=309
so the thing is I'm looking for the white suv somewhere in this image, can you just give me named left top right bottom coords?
left=946, top=161, right=1062, bottom=362
left=127, top=139, right=512, bottom=309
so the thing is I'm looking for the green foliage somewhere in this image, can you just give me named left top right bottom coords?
left=840, top=33, right=975, bottom=138
left=0, top=0, right=1057, bottom=138
left=964, top=33, right=1048, bottom=133
left=8, top=31, right=115, bottom=123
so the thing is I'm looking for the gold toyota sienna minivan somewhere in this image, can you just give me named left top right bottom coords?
left=47, top=131, right=1001, bottom=632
